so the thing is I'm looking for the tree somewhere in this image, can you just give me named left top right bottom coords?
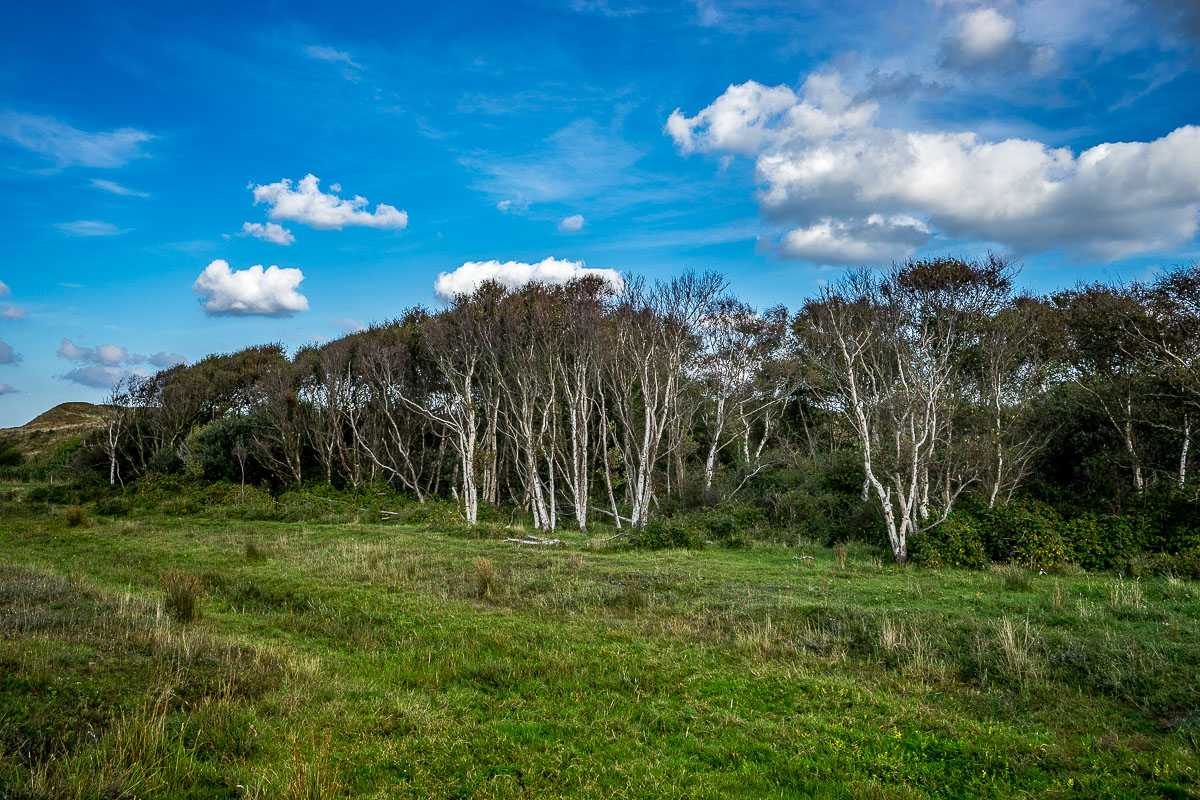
left=795, top=257, right=1014, bottom=562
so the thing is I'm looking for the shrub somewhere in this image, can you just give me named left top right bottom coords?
left=162, top=569, right=203, bottom=623
left=631, top=517, right=705, bottom=550
left=1065, top=513, right=1152, bottom=569
left=982, top=500, right=1067, bottom=568
left=910, top=512, right=988, bottom=568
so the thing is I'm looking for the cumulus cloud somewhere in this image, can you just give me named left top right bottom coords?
left=778, top=215, right=932, bottom=264
left=58, top=338, right=126, bottom=365
left=939, top=7, right=1056, bottom=75
left=240, top=221, right=295, bottom=245
left=434, top=257, right=624, bottom=301
left=59, top=365, right=144, bottom=389
left=0, top=339, right=21, bottom=365
left=251, top=174, right=407, bottom=231
left=57, top=220, right=127, bottom=237
left=55, top=337, right=184, bottom=388
left=0, top=111, right=154, bottom=168
left=558, top=214, right=585, bottom=232
left=668, top=73, right=1200, bottom=261
left=192, top=259, right=309, bottom=317
left=0, top=280, right=8, bottom=297
left=56, top=337, right=185, bottom=368
left=0, top=383, right=17, bottom=395
left=90, top=178, right=149, bottom=197
left=0, top=306, right=26, bottom=321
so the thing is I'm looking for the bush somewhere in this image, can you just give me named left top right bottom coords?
left=1065, top=513, right=1152, bottom=569
left=0, top=435, right=24, bottom=467
left=911, top=513, right=988, bottom=568
left=63, top=506, right=88, bottom=527
left=630, top=517, right=705, bottom=550
left=981, top=500, right=1068, bottom=568
left=183, top=416, right=269, bottom=485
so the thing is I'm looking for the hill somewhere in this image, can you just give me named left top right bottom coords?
left=0, top=401, right=110, bottom=462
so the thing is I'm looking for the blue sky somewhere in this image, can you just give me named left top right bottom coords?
left=1, top=0, right=1198, bottom=426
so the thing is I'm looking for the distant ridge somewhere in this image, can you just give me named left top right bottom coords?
left=0, top=402, right=110, bottom=461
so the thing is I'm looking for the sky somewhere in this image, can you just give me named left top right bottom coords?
left=1, top=0, right=1198, bottom=426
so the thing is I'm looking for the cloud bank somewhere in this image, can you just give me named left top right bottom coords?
left=193, top=259, right=309, bottom=317
left=251, top=174, right=407, bottom=231
left=434, top=257, right=624, bottom=301
left=667, top=73, right=1200, bottom=262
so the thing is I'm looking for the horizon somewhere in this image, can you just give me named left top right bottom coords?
left=2, top=0, right=1199, bottom=427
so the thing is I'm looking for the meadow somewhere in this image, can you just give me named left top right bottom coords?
left=1, top=489, right=1198, bottom=799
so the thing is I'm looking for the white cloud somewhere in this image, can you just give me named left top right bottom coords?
left=0, top=280, right=8, bottom=297
left=60, top=365, right=146, bottom=389
left=939, top=6, right=1053, bottom=74
left=90, top=178, right=149, bottom=197
left=143, top=351, right=187, bottom=368
left=496, top=199, right=529, bottom=214
left=0, top=338, right=21, bottom=365
left=558, top=214, right=585, bottom=232
left=669, top=73, right=1200, bottom=260
left=56, top=220, right=127, bottom=237
left=55, top=337, right=184, bottom=388
left=251, top=174, right=407, bottom=231
left=955, top=8, right=1017, bottom=61
left=434, top=257, right=624, bottom=301
left=240, top=221, right=295, bottom=246
left=58, top=337, right=128, bottom=365
left=0, top=383, right=17, bottom=395
left=193, top=259, right=309, bottom=317
left=0, top=111, right=153, bottom=168
left=778, top=215, right=932, bottom=264
left=304, top=45, right=363, bottom=70
left=331, top=316, right=366, bottom=332
left=0, top=306, right=26, bottom=321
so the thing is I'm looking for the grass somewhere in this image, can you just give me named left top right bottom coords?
left=0, top=491, right=1198, bottom=797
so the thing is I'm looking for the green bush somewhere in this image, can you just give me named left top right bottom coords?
left=981, top=500, right=1068, bottom=568
left=1065, top=513, right=1152, bottom=569
left=630, top=517, right=705, bottom=550
left=911, top=513, right=988, bottom=568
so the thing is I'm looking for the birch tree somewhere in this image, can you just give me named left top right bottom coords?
left=796, top=257, right=1012, bottom=562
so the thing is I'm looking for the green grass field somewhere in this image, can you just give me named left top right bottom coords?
left=1, top=496, right=1198, bottom=798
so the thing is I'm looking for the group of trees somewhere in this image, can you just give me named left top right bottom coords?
left=88, top=257, right=1200, bottom=562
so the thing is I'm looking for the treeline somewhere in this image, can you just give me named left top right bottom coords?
left=79, top=256, right=1200, bottom=564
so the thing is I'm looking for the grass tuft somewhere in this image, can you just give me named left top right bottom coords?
left=991, top=563, right=1033, bottom=592
left=64, top=505, right=88, bottom=527
left=473, top=556, right=495, bottom=598
left=244, top=540, right=267, bottom=562
left=161, top=569, right=203, bottom=623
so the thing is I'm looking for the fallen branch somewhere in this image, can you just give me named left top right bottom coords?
left=307, top=495, right=403, bottom=518
left=589, top=506, right=633, bottom=525
left=589, top=530, right=634, bottom=544
left=503, top=535, right=570, bottom=546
